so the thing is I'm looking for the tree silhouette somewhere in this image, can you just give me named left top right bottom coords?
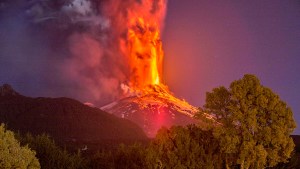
left=203, top=74, right=296, bottom=168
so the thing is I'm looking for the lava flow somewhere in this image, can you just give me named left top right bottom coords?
left=102, top=0, right=214, bottom=137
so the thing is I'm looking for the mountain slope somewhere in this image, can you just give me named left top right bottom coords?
left=102, top=85, right=215, bottom=137
left=0, top=84, right=147, bottom=144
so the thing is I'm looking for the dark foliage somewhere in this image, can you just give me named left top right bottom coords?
left=148, top=125, right=224, bottom=169
left=9, top=125, right=300, bottom=169
left=17, top=133, right=86, bottom=169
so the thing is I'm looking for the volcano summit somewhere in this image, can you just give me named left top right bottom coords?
left=102, top=85, right=215, bottom=137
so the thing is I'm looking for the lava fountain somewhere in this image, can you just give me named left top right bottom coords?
left=120, top=0, right=165, bottom=89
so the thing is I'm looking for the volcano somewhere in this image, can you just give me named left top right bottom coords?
left=102, top=85, right=214, bottom=137
left=100, top=0, right=216, bottom=137
left=0, top=0, right=217, bottom=138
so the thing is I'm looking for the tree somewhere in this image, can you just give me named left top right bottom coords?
left=18, top=133, right=86, bottom=169
left=203, top=74, right=296, bottom=168
left=148, top=125, right=223, bottom=169
left=0, top=124, right=40, bottom=169
left=87, top=150, right=115, bottom=169
left=87, top=143, right=149, bottom=169
left=114, top=143, right=148, bottom=169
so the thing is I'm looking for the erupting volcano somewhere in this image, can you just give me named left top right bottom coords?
left=0, top=0, right=216, bottom=137
left=101, top=0, right=214, bottom=137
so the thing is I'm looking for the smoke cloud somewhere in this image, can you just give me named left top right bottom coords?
left=0, top=0, right=167, bottom=106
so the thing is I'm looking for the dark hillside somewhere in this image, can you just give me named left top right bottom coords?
left=0, top=84, right=147, bottom=149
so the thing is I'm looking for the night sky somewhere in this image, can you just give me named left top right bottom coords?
left=1, top=1, right=300, bottom=134
left=163, top=0, right=300, bottom=134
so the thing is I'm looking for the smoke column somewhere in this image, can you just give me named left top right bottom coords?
left=0, top=0, right=168, bottom=106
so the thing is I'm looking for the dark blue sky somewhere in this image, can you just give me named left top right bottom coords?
left=163, top=0, right=300, bottom=134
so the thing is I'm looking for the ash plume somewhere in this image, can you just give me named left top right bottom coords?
left=0, top=0, right=167, bottom=106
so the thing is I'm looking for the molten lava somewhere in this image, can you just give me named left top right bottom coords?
left=121, top=0, right=165, bottom=89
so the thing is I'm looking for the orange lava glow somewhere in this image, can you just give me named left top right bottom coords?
left=122, top=0, right=166, bottom=89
